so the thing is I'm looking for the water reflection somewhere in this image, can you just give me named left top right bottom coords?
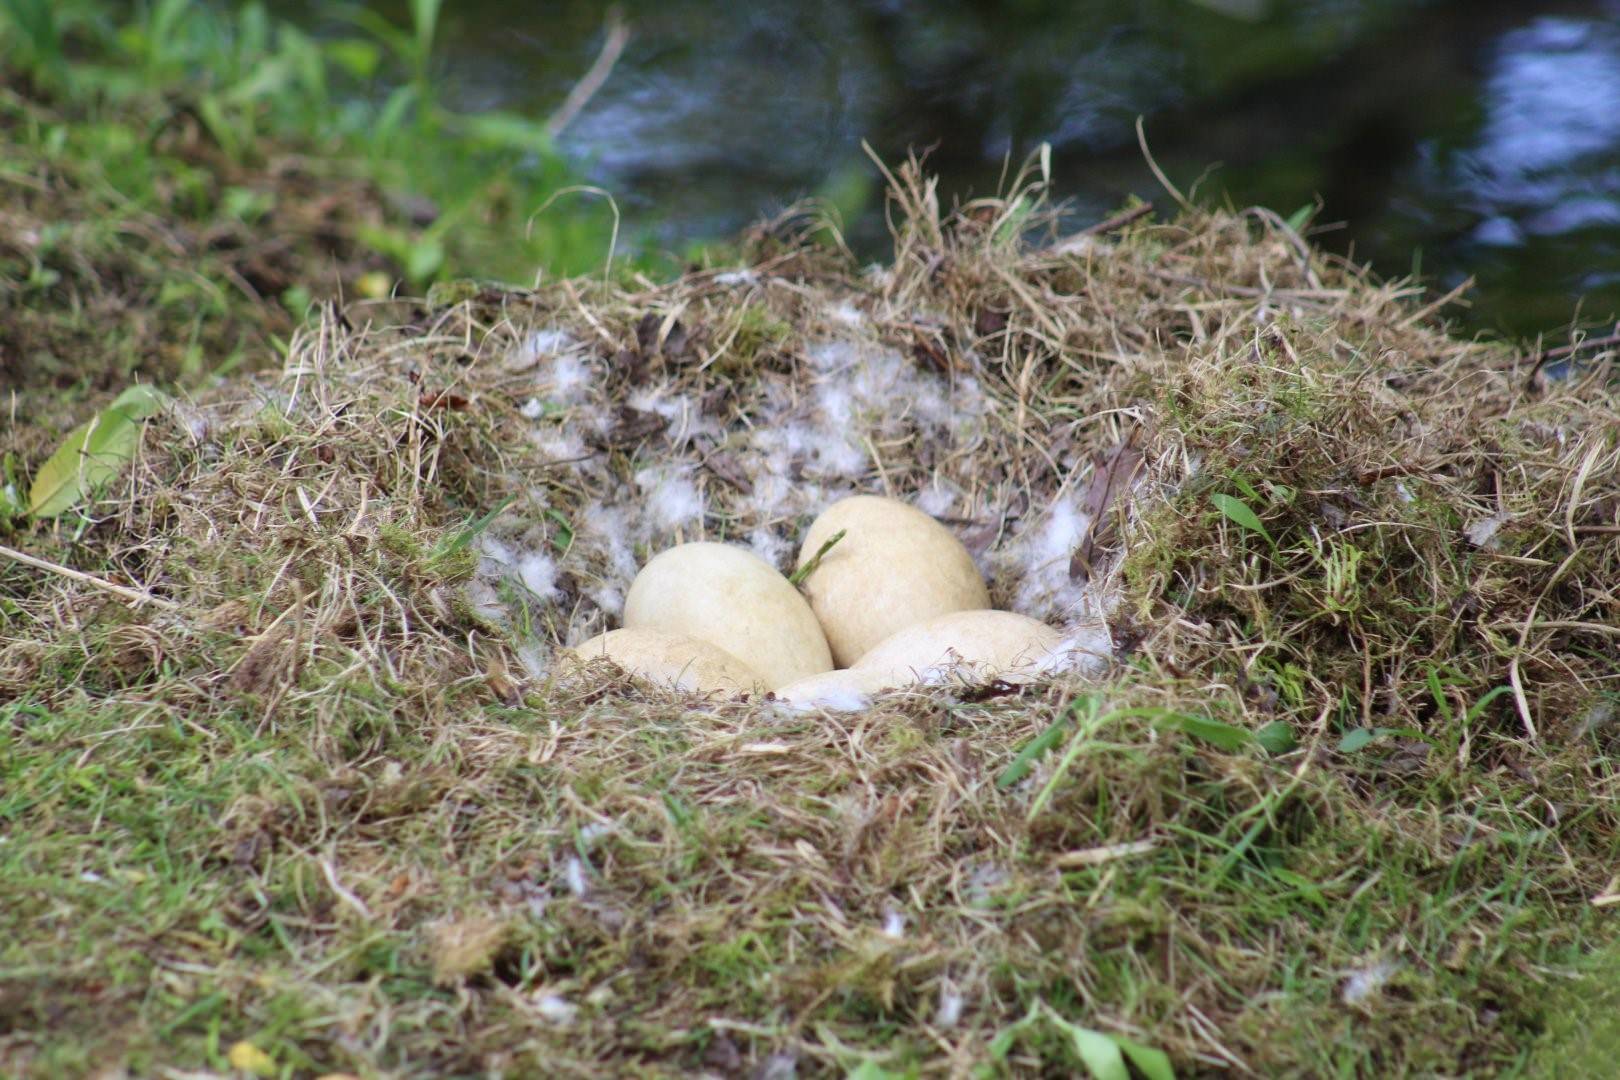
left=1396, top=9, right=1620, bottom=330
left=278, top=0, right=1620, bottom=336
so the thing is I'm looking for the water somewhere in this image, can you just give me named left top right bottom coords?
left=284, top=0, right=1620, bottom=337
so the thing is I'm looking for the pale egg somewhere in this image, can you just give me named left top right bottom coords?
left=795, top=495, right=990, bottom=665
left=851, top=609, right=1076, bottom=684
left=771, top=666, right=899, bottom=712
left=623, top=542, right=833, bottom=687
left=563, top=627, right=765, bottom=694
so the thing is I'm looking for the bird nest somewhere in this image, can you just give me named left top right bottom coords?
left=4, top=155, right=1618, bottom=1076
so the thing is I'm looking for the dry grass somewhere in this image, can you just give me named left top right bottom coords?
left=3, top=155, right=1618, bottom=1077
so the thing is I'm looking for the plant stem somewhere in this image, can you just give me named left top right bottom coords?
left=789, top=528, right=845, bottom=587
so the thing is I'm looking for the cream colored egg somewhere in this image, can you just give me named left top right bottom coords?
left=623, top=542, right=832, bottom=688
left=852, top=609, right=1071, bottom=684
left=563, top=627, right=765, bottom=694
left=795, top=495, right=990, bottom=665
left=771, top=666, right=901, bottom=712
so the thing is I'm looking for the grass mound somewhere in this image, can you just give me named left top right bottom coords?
left=2, top=159, right=1617, bottom=1077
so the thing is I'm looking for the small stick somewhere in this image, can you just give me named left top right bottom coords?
left=1080, top=202, right=1154, bottom=236
left=546, top=9, right=630, bottom=139
left=1528, top=322, right=1620, bottom=387
left=789, top=529, right=846, bottom=587
left=1535, top=326, right=1620, bottom=364
left=0, top=542, right=180, bottom=611
left=1051, top=839, right=1157, bottom=868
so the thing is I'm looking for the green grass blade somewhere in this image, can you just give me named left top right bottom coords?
left=996, top=711, right=1074, bottom=789
left=1210, top=492, right=1272, bottom=543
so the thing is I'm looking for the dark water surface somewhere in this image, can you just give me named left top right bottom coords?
left=287, top=0, right=1620, bottom=337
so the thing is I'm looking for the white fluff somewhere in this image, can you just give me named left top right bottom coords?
left=634, top=465, right=705, bottom=532
left=584, top=585, right=624, bottom=620
left=580, top=501, right=638, bottom=581
left=564, top=855, right=589, bottom=898
left=507, top=326, right=576, bottom=370
left=1342, top=960, right=1398, bottom=1005
left=515, top=550, right=559, bottom=602
left=578, top=822, right=614, bottom=848
left=545, top=351, right=593, bottom=405
left=809, top=434, right=869, bottom=480
left=935, top=985, right=965, bottom=1029
left=527, top=328, right=576, bottom=356
left=915, top=481, right=957, bottom=518
left=515, top=640, right=550, bottom=680
left=747, top=527, right=791, bottom=570
left=465, top=579, right=508, bottom=625
left=827, top=299, right=865, bottom=326
left=1039, top=623, right=1115, bottom=676
left=1465, top=512, right=1511, bottom=550
left=1010, top=497, right=1094, bottom=621
left=533, top=993, right=578, bottom=1024
left=531, top=424, right=586, bottom=463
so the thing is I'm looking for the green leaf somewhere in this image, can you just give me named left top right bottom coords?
left=1042, top=1008, right=1131, bottom=1080
left=28, top=388, right=169, bottom=518
left=406, top=236, right=445, bottom=283
left=195, top=93, right=239, bottom=159
left=1337, top=727, right=1377, bottom=752
left=1230, top=474, right=1263, bottom=503
left=459, top=110, right=556, bottom=155
left=1339, top=726, right=1430, bottom=753
left=2, top=0, right=65, bottom=78
left=372, top=83, right=419, bottom=147
left=847, top=1062, right=912, bottom=1080
left=1067, top=1027, right=1129, bottom=1080
left=1170, top=713, right=1251, bottom=752
left=107, top=385, right=168, bottom=419
left=1117, top=1036, right=1176, bottom=1080
left=323, top=38, right=380, bottom=80
left=409, top=0, right=443, bottom=69
left=1285, top=203, right=1314, bottom=232
left=1210, top=492, right=1272, bottom=543
left=545, top=509, right=574, bottom=555
left=1256, top=720, right=1297, bottom=754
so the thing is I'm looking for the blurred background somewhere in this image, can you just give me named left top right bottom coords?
left=266, top=0, right=1620, bottom=338
left=5, top=0, right=1618, bottom=346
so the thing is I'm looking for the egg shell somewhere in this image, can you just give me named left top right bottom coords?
left=852, top=609, right=1068, bottom=684
left=796, top=495, right=990, bottom=665
left=623, top=542, right=832, bottom=687
left=772, top=666, right=900, bottom=712
left=564, top=627, right=765, bottom=694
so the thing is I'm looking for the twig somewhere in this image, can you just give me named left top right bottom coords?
left=1528, top=322, right=1620, bottom=386
left=1535, top=326, right=1620, bottom=364
left=0, top=542, right=180, bottom=611
left=546, top=8, right=630, bottom=140
left=1080, top=202, right=1154, bottom=236
left=1051, top=839, right=1156, bottom=867
left=789, top=529, right=846, bottom=587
